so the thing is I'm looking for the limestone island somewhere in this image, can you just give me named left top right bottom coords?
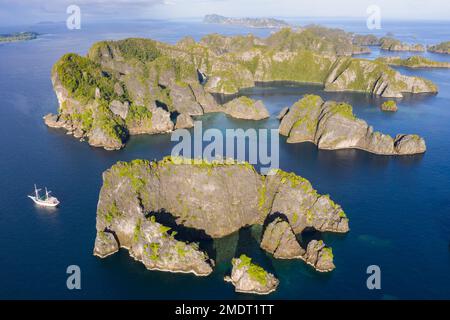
left=353, top=35, right=426, bottom=53
left=379, top=37, right=425, bottom=52
left=376, top=56, right=450, bottom=69
left=45, top=27, right=437, bottom=150
left=224, top=255, right=279, bottom=295
left=93, top=157, right=350, bottom=291
left=428, top=41, right=450, bottom=55
left=380, top=100, right=398, bottom=112
left=203, top=14, right=289, bottom=29
left=0, top=31, right=38, bottom=43
left=279, top=95, right=426, bottom=155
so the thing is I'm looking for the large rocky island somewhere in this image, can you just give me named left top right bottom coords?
left=93, top=157, right=350, bottom=292
left=203, top=14, right=289, bottom=28
left=279, top=95, right=426, bottom=155
left=45, top=27, right=437, bottom=150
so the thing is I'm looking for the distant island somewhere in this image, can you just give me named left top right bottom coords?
left=376, top=56, right=450, bottom=69
left=278, top=95, right=426, bottom=155
left=0, top=32, right=38, bottom=43
left=204, top=14, right=289, bottom=28
left=428, top=41, right=450, bottom=54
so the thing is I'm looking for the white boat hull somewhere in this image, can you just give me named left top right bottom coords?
left=28, top=195, right=59, bottom=207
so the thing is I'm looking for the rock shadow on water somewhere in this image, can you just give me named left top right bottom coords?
left=145, top=209, right=215, bottom=261
left=357, top=234, right=392, bottom=248
left=232, top=226, right=276, bottom=276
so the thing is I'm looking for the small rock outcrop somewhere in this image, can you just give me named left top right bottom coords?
left=223, top=96, right=270, bottom=120
left=224, top=255, right=279, bottom=295
left=175, top=113, right=194, bottom=129
left=279, top=95, right=426, bottom=155
left=260, top=216, right=304, bottom=259
left=380, top=100, right=398, bottom=112
left=301, top=240, right=335, bottom=272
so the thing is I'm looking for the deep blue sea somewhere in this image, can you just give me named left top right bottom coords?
left=0, top=18, right=449, bottom=299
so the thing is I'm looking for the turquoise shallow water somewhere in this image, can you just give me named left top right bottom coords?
left=0, top=19, right=449, bottom=299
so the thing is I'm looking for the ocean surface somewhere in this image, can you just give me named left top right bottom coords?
left=0, top=18, right=449, bottom=299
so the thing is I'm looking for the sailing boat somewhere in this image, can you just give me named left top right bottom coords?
left=28, top=184, right=60, bottom=207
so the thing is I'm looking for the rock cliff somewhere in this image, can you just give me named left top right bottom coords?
left=376, top=56, right=450, bottom=69
left=224, top=255, right=279, bottom=294
left=93, top=157, right=349, bottom=276
left=279, top=95, right=426, bottom=155
left=222, top=96, right=269, bottom=120
left=47, top=29, right=438, bottom=149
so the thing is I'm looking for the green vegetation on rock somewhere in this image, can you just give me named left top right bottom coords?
left=235, top=254, right=268, bottom=286
left=54, top=53, right=125, bottom=104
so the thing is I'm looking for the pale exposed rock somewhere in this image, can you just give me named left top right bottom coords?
left=43, top=113, right=65, bottom=128
left=302, top=240, right=335, bottom=272
left=223, top=96, right=269, bottom=120
left=175, top=113, right=194, bottom=129
left=394, top=134, right=426, bottom=155
left=224, top=256, right=279, bottom=295
left=279, top=95, right=426, bottom=155
left=260, top=216, right=305, bottom=259
left=109, top=100, right=129, bottom=119
left=93, top=231, right=119, bottom=258
left=380, top=100, right=398, bottom=112
left=276, top=107, right=289, bottom=120
left=95, top=158, right=349, bottom=240
left=128, top=217, right=213, bottom=276
left=88, top=127, right=124, bottom=151
left=114, top=82, right=124, bottom=96
left=170, top=83, right=204, bottom=116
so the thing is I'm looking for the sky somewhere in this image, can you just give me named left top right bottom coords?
left=0, top=0, right=449, bottom=26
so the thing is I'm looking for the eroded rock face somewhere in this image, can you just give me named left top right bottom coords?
left=394, top=134, right=426, bottom=155
left=223, top=96, right=270, bottom=120
left=93, top=231, right=119, bottom=258
left=94, top=158, right=349, bottom=277
left=175, top=113, right=194, bottom=129
left=380, top=100, right=398, bottom=112
left=94, top=214, right=213, bottom=276
left=260, top=216, right=305, bottom=259
left=323, top=57, right=436, bottom=98
left=95, top=157, right=349, bottom=241
left=302, top=240, right=335, bottom=272
left=279, top=95, right=426, bottom=155
left=224, top=255, right=279, bottom=295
